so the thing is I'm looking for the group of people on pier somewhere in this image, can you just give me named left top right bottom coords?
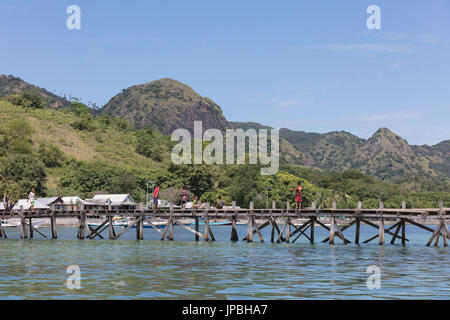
left=24, top=181, right=303, bottom=212
left=151, top=181, right=303, bottom=210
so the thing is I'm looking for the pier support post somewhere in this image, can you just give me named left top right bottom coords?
left=286, top=218, right=291, bottom=243
left=439, top=201, right=448, bottom=248
left=204, top=203, right=210, bottom=241
left=329, top=217, right=335, bottom=245
left=247, top=202, right=254, bottom=243
left=108, top=215, right=116, bottom=240
left=195, top=216, right=199, bottom=241
left=139, top=217, right=144, bottom=240
left=270, top=202, right=276, bottom=243
left=379, top=202, right=385, bottom=245
left=310, top=217, right=315, bottom=244
left=78, top=210, right=86, bottom=240
left=0, top=219, right=6, bottom=238
left=20, top=206, right=28, bottom=239
left=355, top=202, right=362, bottom=244
left=28, top=217, right=33, bottom=239
left=167, top=203, right=173, bottom=241
left=230, top=201, right=238, bottom=242
left=285, top=202, right=291, bottom=243
left=51, top=211, right=57, bottom=239
left=401, top=219, right=406, bottom=246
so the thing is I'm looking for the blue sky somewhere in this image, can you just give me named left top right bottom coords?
left=1, top=0, right=449, bottom=145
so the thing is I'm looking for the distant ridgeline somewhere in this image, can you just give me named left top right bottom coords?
left=0, top=74, right=449, bottom=209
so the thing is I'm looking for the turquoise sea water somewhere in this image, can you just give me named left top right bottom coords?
left=0, top=225, right=448, bottom=299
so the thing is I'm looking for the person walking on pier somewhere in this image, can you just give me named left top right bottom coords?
left=153, top=184, right=160, bottom=209
left=28, top=187, right=36, bottom=213
left=180, top=187, right=188, bottom=210
left=293, top=181, right=303, bottom=210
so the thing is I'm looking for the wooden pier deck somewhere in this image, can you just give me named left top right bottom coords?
left=1, top=200, right=449, bottom=247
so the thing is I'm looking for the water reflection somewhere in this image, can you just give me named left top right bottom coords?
left=0, top=225, right=448, bottom=299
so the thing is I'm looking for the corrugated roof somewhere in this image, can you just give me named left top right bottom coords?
left=12, top=199, right=49, bottom=210
left=62, top=196, right=86, bottom=205
left=91, top=194, right=135, bottom=205
left=36, top=197, right=62, bottom=206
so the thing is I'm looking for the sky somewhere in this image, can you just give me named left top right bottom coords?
left=1, top=0, right=449, bottom=145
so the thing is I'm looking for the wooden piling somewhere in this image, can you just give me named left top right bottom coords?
left=230, top=201, right=238, bottom=241
left=78, top=204, right=86, bottom=239
left=20, top=206, right=28, bottom=239
left=310, top=217, right=315, bottom=244
left=195, top=216, right=199, bottom=241
left=204, top=203, right=210, bottom=241
left=401, top=219, right=406, bottom=246
left=108, top=215, right=115, bottom=240
left=379, top=201, right=385, bottom=245
left=168, top=203, right=174, bottom=241
left=0, top=220, right=6, bottom=238
left=51, top=211, right=57, bottom=239
left=286, top=217, right=291, bottom=243
left=355, top=202, right=362, bottom=244
left=247, top=201, right=254, bottom=242
left=270, top=218, right=275, bottom=243
left=28, top=218, right=33, bottom=238
left=329, top=217, right=335, bottom=245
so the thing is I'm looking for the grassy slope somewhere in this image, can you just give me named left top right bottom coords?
left=0, top=100, right=165, bottom=191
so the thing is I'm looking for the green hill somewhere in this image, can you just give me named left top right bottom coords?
left=0, top=75, right=70, bottom=109
left=102, top=78, right=229, bottom=134
left=0, top=75, right=449, bottom=207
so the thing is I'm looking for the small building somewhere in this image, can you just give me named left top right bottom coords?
left=83, top=198, right=111, bottom=210
left=37, top=197, right=64, bottom=210
left=84, top=194, right=137, bottom=210
left=62, top=196, right=86, bottom=211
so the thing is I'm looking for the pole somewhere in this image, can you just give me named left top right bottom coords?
left=146, top=181, right=149, bottom=208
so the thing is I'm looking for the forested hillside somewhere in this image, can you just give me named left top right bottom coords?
left=1, top=92, right=448, bottom=209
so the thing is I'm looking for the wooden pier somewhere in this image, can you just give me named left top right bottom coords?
left=1, top=200, right=449, bottom=247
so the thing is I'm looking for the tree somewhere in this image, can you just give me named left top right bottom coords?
left=0, top=118, right=34, bottom=154
left=6, top=92, right=46, bottom=109
left=58, top=161, right=120, bottom=197
left=0, top=154, right=47, bottom=204
left=136, top=125, right=163, bottom=161
left=37, top=142, right=65, bottom=168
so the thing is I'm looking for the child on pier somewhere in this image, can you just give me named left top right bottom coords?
left=153, top=184, right=160, bottom=209
left=180, top=187, right=188, bottom=210
left=28, top=187, right=35, bottom=213
left=292, top=181, right=303, bottom=210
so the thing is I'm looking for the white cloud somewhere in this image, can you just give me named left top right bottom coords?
left=343, top=111, right=421, bottom=122
left=275, top=98, right=314, bottom=108
left=321, top=44, right=415, bottom=54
